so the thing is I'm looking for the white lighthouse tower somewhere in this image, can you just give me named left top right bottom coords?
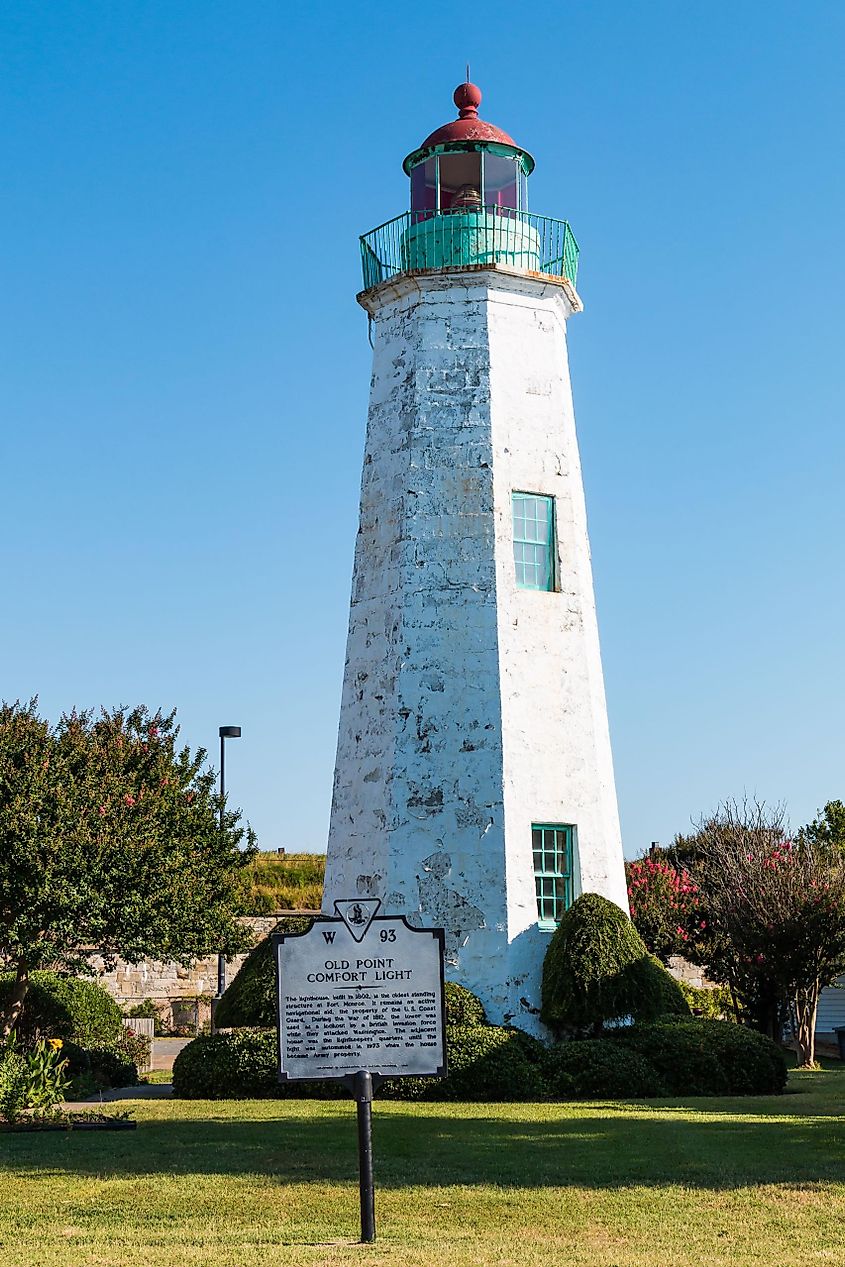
left=324, top=82, right=627, bottom=1032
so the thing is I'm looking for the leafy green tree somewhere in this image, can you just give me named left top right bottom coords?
left=0, top=700, right=255, bottom=1037
left=800, top=801, right=845, bottom=851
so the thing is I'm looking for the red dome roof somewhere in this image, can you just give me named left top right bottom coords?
left=419, top=82, right=518, bottom=149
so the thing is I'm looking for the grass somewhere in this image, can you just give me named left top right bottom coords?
left=2, top=1067, right=844, bottom=1266
left=239, top=851, right=324, bottom=914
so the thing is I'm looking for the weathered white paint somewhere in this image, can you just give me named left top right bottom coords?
left=324, top=266, right=626, bottom=1034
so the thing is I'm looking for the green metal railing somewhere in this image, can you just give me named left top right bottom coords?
left=360, top=208, right=580, bottom=292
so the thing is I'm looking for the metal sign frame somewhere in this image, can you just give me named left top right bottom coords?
left=272, top=914, right=447, bottom=1083
left=272, top=912, right=448, bottom=1244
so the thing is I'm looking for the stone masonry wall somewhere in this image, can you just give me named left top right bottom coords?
left=87, top=916, right=283, bottom=1010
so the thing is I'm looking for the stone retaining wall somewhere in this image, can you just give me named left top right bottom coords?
left=87, top=915, right=302, bottom=1026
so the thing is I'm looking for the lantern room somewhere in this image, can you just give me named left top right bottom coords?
left=359, top=81, right=579, bottom=294
left=402, top=82, right=534, bottom=217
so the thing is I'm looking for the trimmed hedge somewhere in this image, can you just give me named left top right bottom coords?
left=214, top=917, right=313, bottom=1029
left=611, top=1018, right=785, bottom=1096
left=0, top=972, right=123, bottom=1048
left=648, top=1018, right=787, bottom=1095
left=552, top=1022, right=786, bottom=1099
left=611, top=1021, right=728, bottom=1095
left=433, top=1025, right=547, bottom=1101
left=173, top=1029, right=298, bottom=1099
left=173, top=1022, right=546, bottom=1102
left=177, top=967, right=786, bottom=1103
left=541, top=893, right=689, bottom=1034
left=543, top=1038, right=666, bottom=1100
left=385, top=1025, right=548, bottom=1103
left=173, top=1019, right=786, bottom=1102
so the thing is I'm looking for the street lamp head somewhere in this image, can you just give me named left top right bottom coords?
left=219, top=725, right=242, bottom=739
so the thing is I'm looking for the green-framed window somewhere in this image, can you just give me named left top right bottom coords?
left=533, top=823, right=574, bottom=926
left=512, top=493, right=555, bottom=591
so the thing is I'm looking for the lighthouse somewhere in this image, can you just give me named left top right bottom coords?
left=323, top=82, right=628, bottom=1033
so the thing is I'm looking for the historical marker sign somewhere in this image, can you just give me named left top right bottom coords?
left=273, top=910, right=446, bottom=1083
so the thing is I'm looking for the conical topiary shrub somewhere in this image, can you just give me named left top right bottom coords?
left=443, top=982, right=487, bottom=1027
left=541, top=892, right=689, bottom=1035
left=214, top=916, right=313, bottom=1028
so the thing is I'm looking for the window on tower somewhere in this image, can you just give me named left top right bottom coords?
left=410, top=157, right=437, bottom=221
left=533, top=824, right=574, bottom=927
left=438, top=151, right=482, bottom=211
left=512, top=493, right=556, bottom=590
left=484, top=153, right=519, bottom=213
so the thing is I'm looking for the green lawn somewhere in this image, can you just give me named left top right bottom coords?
left=2, top=1068, right=844, bottom=1266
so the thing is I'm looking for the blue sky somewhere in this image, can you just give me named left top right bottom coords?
left=2, top=1, right=843, bottom=856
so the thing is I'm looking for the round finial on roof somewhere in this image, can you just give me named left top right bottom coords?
left=405, top=80, right=534, bottom=174
left=454, top=81, right=482, bottom=119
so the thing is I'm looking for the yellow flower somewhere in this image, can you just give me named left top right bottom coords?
left=48, top=1038, right=63, bottom=1050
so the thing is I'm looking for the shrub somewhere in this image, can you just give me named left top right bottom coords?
left=62, top=1041, right=139, bottom=1094
left=381, top=1026, right=548, bottom=1103
left=434, top=1026, right=548, bottom=1101
left=678, top=981, right=735, bottom=1020
left=0, top=1044, right=29, bottom=1122
left=541, top=893, right=690, bottom=1035
left=0, top=972, right=123, bottom=1048
left=444, top=982, right=487, bottom=1027
left=543, top=1038, right=666, bottom=1100
left=115, top=1026, right=152, bottom=1073
left=173, top=1029, right=277, bottom=1098
left=173, top=1023, right=548, bottom=1103
left=612, top=1021, right=730, bottom=1096
left=172, top=1029, right=344, bottom=1100
left=613, top=1018, right=786, bottom=1097
left=214, top=917, right=313, bottom=1029
left=661, top=1018, right=787, bottom=1095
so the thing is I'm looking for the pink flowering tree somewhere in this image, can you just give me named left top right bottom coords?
left=0, top=700, right=255, bottom=1037
left=681, top=800, right=845, bottom=1066
left=625, top=854, right=701, bottom=965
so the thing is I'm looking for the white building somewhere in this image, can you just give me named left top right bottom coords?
left=323, top=82, right=628, bottom=1033
left=817, top=981, right=845, bottom=1042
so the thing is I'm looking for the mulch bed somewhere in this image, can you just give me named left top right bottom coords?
left=2, top=1112, right=136, bottom=1133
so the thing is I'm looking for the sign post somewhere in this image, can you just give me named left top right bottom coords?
left=273, top=901, right=446, bottom=1244
left=352, top=1069, right=375, bottom=1242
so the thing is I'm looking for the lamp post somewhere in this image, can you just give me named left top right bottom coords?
left=217, top=725, right=242, bottom=999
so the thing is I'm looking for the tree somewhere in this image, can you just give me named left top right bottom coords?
left=0, top=700, right=255, bottom=1036
left=799, top=800, right=845, bottom=851
left=625, top=852, right=701, bottom=964
left=682, top=800, right=845, bottom=1066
